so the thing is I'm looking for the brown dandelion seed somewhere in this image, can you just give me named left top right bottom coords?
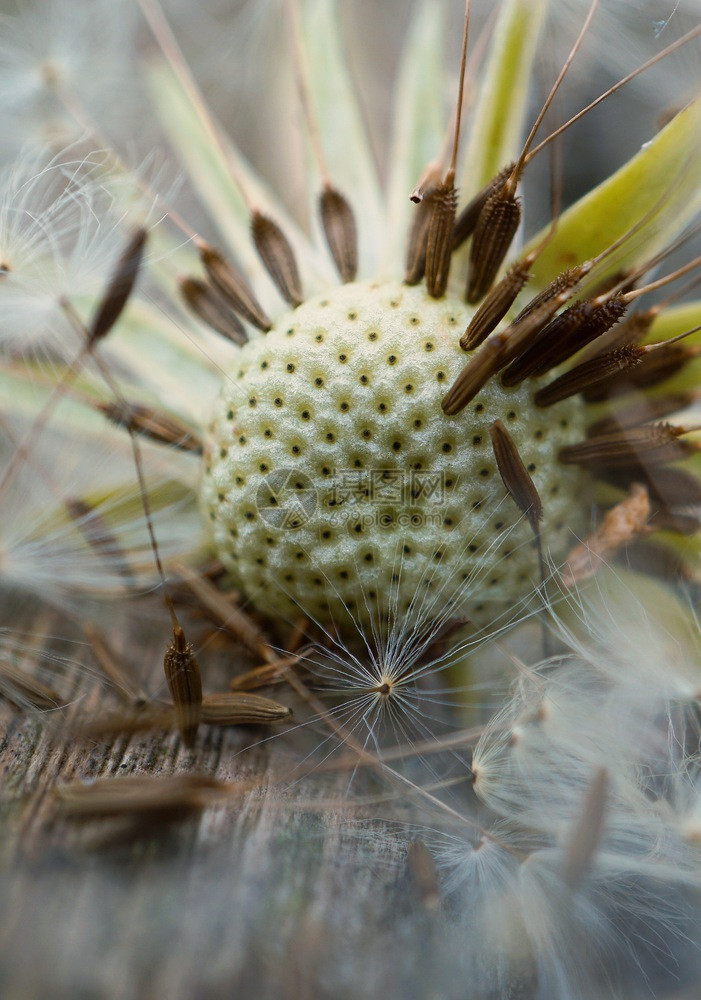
left=55, top=773, right=230, bottom=821
left=586, top=343, right=701, bottom=400
left=87, top=227, right=148, bottom=344
left=251, top=210, right=303, bottom=307
left=425, top=173, right=458, bottom=298
left=451, top=163, right=514, bottom=251
left=97, top=400, right=203, bottom=453
left=180, top=276, right=248, bottom=345
left=163, top=623, right=203, bottom=746
left=489, top=419, right=542, bottom=534
left=460, top=256, right=533, bottom=350
left=501, top=292, right=628, bottom=387
left=558, top=424, right=697, bottom=469
left=319, top=184, right=358, bottom=283
left=199, top=242, right=272, bottom=331
left=442, top=335, right=506, bottom=415
left=534, top=346, right=643, bottom=407
left=509, top=265, right=583, bottom=329
left=201, top=692, right=293, bottom=726
left=405, top=195, right=434, bottom=285
left=466, top=188, right=522, bottom=303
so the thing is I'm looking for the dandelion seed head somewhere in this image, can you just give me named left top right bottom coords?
left=202, top=279, right=587, bottom=626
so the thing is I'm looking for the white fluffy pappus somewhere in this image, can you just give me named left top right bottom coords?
left=0, top=154, right=153, bottom=359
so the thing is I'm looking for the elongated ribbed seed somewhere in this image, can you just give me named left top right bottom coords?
left=202, top=692, right=292, bottom=725
left=509, top=265, right=582, bottom=328
left=319, top=185, right=358, bottom=283
left=163, top=624, right=202, bottom=746
left=425, top=174, right=457, bottom=299
left=585, top=343, right=701, bottom=400
left=534, top=346, right=643, bottom=407
left=461, top=258, right=531, bottom=350
left=502, top=294, right=628, bottom=386
left=98, top=400, right=202, bottom=453
left=442, top=336, right=506, bottom=415
left=56, top=773, right=229, bottom=819
left=251, top=210, right=303, bottom=307
left=558, top=424, right=694, bottom=468
left=88, top=228, right=148, bottom=344
left=452, top=163, right=514, bottom=251
left=200, top=243, right=272, bottom=331
left=404, top=200, right=432, bottom=286
left=489, top=419, right=542, bottom=533
left=467, top=191, right=522, bottom=303
left=180, top=277, right=248, bottom=344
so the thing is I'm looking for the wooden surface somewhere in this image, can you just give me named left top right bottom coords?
left=2, top=599, right=700, bottom=1000
left=0, top=597, right=474, bottom=1000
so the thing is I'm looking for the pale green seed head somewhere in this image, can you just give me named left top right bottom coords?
left=201, top=280, right=587, bottom=628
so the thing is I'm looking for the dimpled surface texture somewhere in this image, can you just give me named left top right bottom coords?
left=201, top=280, right=587, bottom=627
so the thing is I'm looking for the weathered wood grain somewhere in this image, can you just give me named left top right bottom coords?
left=0, top=598, right=475, bottom=1000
